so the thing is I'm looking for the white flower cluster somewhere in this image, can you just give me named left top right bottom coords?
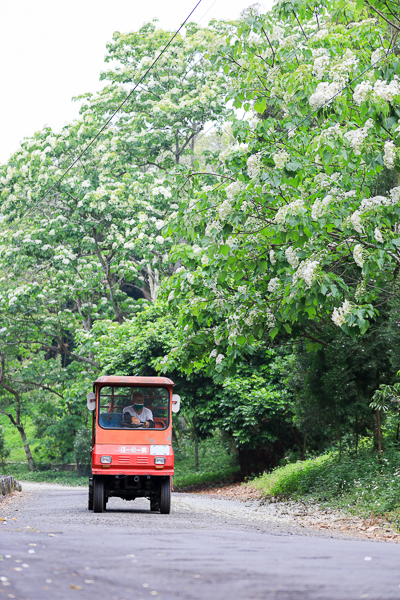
left=350, top=211, right=363, bottom=233
left=353, top=81, right=372, bottom=105
left=374, top=228, right=384, bottom=243
left=285, top=246, right=299, bottom=268
left=267, top=277, right=280, bottom=293
left=353, top=244, right=364, bottom=268
left=218, top=199, right=234, bottom=220
left=329, top=50, right=358, bottom=85
left=247, top=153, right=262, bottom=179
left=311, top=195, right=333, bottom=220
left=269, top=249, right=276, bottom=265
left=275, top=199, right=305, bottom=224
left=309, top=81, right=341, bottom=109
left=313, top=50, right=330, bottom=79
left=343, top=119, right=374, bottom=156
left=384, top=141, right=397, bottom=169
left=205, top=220, right=223, bottom=236
left=332, top=299, right=352, bottom=327
left=355, top=280, right=367, bottom=301
left=209, top=349, right=217, bottom=358
left=216, top=354, right=225, bottom=365
left=292, top=259, right=319, bottom=288
left=273, top=150, right=290, bottom=169
left=270, top=25, right=284, bottom=41
left=371, top=48, right=385, bottom=65
left=373, top=78, right=400, bottom=102
left=226, top=181, right=245, bottom=202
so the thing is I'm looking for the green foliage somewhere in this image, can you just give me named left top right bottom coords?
left=253, top=446, right=400, bottom=525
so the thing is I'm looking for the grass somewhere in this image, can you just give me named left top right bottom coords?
left=253, top=445, right=400, bottom=526
left=173, top=434, right=239, bottom=488
left=0, top=414, right=39, bottom=462
left=1, top=431, right=239, bottom=489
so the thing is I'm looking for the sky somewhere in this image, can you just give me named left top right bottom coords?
left=0, top=0, right=272, bottom=164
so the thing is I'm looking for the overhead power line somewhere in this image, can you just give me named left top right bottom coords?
left=8, top=0, right=204, bottom=232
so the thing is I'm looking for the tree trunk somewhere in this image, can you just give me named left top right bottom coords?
left=355, top=412, right=358, bottom=457
left=16, top=423, right=35, bottom=471
left=194, top=438, right=199, bottom=469
left=0, top=355, right=35, bottom=471
left=302, top=432, right=307, bottom=461
left=335, top=416, right=342, bottom=457
left=376, top=408, right=382, bottom=455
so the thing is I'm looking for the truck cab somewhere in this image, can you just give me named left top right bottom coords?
left=87, top=375, right=180, bottom=514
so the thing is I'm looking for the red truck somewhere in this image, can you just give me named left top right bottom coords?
left=87, top=375, right=180, bottom=514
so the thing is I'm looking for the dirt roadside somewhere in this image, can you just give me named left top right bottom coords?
left=179, top=481, right=400, bottom=543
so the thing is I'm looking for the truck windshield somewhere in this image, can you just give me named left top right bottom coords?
left=98, top=386, right=169, bottom=430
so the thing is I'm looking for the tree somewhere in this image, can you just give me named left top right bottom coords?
left=162, top=0, right=400, bottom=379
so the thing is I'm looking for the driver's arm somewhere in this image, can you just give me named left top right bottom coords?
left=146, top=420, right=155, bottom=429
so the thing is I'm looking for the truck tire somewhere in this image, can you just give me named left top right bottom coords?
left=88, top=477, right=93, bottom=510
left=160, top=479, right=171, bottom=514
left=93, top=478, right=105, bottom=513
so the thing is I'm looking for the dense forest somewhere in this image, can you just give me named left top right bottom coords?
left=1, top=0, right=400, bottom=479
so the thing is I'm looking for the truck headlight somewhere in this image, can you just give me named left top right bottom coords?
left=100, top=456, right=112, bottom=464
left=154, top=457, right=166, bottom=465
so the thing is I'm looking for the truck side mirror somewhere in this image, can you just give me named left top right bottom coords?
left=87, top=392, right=96, bottom=411
left=172, top=394, right=181, bottom=413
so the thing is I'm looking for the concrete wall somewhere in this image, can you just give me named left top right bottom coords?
left=0, top=476, right=22, bottom=496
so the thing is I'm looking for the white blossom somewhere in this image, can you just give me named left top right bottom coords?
left=226, top=181, right=245, bottom=201
left=353, top=81, right=372, bottom=105
left=247, top=153, right=262, bottom=179
left=373, top=78, right=400, bottom=102
left=312, top=51, right=330, bottom=79
left=343, top=119, right=374, bottom=155
left=309, top=81, right=342, bottom=109
left=371, top=48, right=385, bottom=65
left=383, top=141, right=397, bottom=169
left=332, top=299, right=352, bottom=327
left=273, top=150, right=290, bottom=169
left=216, top=354, right=225, bottom=364
left=350, top=211, right=363, bottom=233
left=269, top=249, right=276, bottom=265
left=292, top=259, right=319, bottom=288
left=219, top=199, right=234, bottom=220
left=329, top=50, right=358, bottom=85
left=353, top=244, right=364, bottom=268
left=209, top=349, right=218, bottom=358
left=285, top=246, right=299, bottom=268
left=275, top=199, right=304, bottom=224
left=270, top=25, right=284, bottom=41
left=155, top=235, right=164, bottom=244
left=374, top=228, right=384, bottom=243
left=268, top=277, right=280, bottom=292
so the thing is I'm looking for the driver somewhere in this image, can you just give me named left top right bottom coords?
left=123, top=392, right=155, bottom=428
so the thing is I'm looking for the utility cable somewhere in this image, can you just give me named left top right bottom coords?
left=7, top=0, right=204, bottom=232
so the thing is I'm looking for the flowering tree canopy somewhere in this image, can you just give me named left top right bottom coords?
left=162, top=0, right=400, bottom=375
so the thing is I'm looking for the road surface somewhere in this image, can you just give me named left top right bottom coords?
left=1, top=483, right=400, bottom=600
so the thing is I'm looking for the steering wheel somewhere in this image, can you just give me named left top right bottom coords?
left=120, top=421, right=146, bottom=428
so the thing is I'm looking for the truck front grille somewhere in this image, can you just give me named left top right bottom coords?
left=118, top=456, right=130, bottom=464
left=136, top=456, right=148, bottom=465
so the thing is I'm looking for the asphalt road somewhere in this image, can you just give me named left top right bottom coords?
left=1, top=483, right=400, bottom=600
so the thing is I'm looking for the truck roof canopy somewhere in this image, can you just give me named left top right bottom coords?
left=94, top=375, right=174, bottom=386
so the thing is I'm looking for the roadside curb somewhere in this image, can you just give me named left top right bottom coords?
left=0, top=475, right=22, bottom=496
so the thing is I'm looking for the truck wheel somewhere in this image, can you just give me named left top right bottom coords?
left=93, top=478, right=105, bottom=513
left=160, top=479, right=171, bottom=514
left=88, top=477, right=93, bottom=511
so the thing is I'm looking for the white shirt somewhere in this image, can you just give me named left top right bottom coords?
left=123, top=406, right=153, bottom=423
